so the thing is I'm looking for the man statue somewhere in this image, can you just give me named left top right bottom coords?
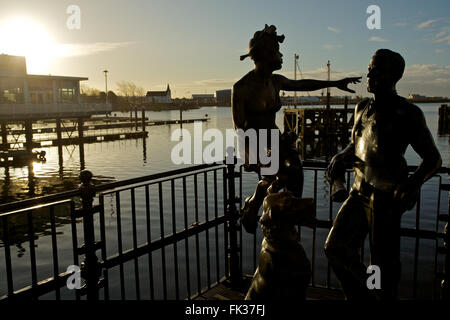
left=324, top=49, right=442, bottom=300
left=232, top=24, right=360, bottom=233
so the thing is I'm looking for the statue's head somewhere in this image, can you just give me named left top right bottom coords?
left=240, top=24, right=285, bottom=71
left=367, top=49, right=405, bottom=94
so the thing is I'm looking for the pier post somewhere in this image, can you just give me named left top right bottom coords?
left=135, top=106, right=138, bottom=131
left=442, top=220, right=449, bottom=300
left=24, top=120, right=33, bottom=152
left=141, top=108, right=146, bottom=132
left=77, top=118, right=85, bottom=170
left=78, top=170, right=100, bottom=300
left=179, top=104, right=183, bottom=130
left=1, top=121, right=8, bottom=150
left=438, top=104, right=449, bottom=135
left=56, top=118, right=63, bottom=175
left=225, top=148, right=242, bottom=289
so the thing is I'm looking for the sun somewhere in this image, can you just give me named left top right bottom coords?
left=0, top=17, right=55, bottom=74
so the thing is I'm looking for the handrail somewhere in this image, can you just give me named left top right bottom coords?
left=0, top=160, right=446, bottom=214
left=0, top=162, right=225, bottom=213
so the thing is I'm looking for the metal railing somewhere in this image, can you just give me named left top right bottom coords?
left=0, top=160, right=448, bottom=300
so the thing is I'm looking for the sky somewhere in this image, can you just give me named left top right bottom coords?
left=0, top=0, right=449, bottom=98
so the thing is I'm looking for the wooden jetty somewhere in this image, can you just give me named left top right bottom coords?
left=1, top=116, right=209, bottom=150
left=438, top=104, right=449, bottom=134
left=284, top=103, right=354, bottom=160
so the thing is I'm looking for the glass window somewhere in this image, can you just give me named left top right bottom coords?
left=0, top=79, right=24, bottom=104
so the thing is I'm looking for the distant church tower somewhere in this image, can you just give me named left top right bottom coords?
left=166, top=84, right=171, bottom=101
left=146, top=83, right=172, bottom=104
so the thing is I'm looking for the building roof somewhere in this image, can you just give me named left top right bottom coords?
left=0, top=74, right=88, bottom=81
left=0, top=54, right=88, bottom=81
left=146, top=84, right=171, bottom=97
left=146, top=91, right=169, bottom=97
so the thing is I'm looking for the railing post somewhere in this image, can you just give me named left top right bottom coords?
left=442, top=221, right=449, bottom=299
left=225, top=148, right=242, bottom=289
left=79, top=170, right=100, bottom=300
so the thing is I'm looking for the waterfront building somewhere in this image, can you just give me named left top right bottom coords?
left=191, top=93, right=215, bottom=104
left=0, top=54, right=110, bottom=120
left=216, top=89, right=232, bottom=106
left=146, top=84, right=172, bottom=104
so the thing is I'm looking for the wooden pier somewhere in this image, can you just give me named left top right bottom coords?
left=438, top=104, right=449, bottom=134
left=283, top=105, right=354, bottom=160
left=0, top=116, right=209, bottom=151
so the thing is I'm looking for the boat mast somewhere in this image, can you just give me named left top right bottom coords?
left=294, top=54, right=298, bottom=108
left=326, top=60, right=331, bottom=111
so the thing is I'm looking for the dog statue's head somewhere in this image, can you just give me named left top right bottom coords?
left=260, top=192, right=316, bottom=241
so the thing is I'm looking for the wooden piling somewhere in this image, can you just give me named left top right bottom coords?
left=135, top=106, right=138, bottom=131
left=1, top=121, right=8, bottom=150
left=77, top=118, right=85, bottom=170
left=141, top=108, right=146, bottom=132
left=56, top=118, right=63, bottom=173
left=438, top=104, right=449, bottom=134
left=24, top=120, right=33, bottom=152
left=179, top=104, right=183, bottom=130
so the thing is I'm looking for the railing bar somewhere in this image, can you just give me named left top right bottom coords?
left=223, top=168, right=229, bottom=279
left=1, top=164, right=445, bottom=215
left=239, top=165, right=243, bottom=274
left=103, top=216, right=227, bottom=268
left=130, top=188, right=141, bottom=300
left=158, top=182, right=168, bottom=300
left=413, top=188, right=421, bottom=299
left=98, top=164, right=227, bottom=196
left=27, top=210, right=38, bottom=299
left=2, top=216, right=14, bottom=296
left=204, top=172, right=211, bottom=289
left=194, top=174, right=201, bottom=294
left=214, top=169, right=220, bottom=283
left=183, top=176, right=191, bottom=299
left=115, top=191, right=125, bottom=299
left=49, top=206, right=60, bottom=300
left=326, top=169, right=333, bottom=287
left=312, top=170, right=317, bottom=287
left=145, top=185, right=155, bottom=300
left=171, top=179, right=180, bottom=299
left=69, top=201, right=80, bottom=301
left=98, top=194, right=109, bottom=300
left=433, top=176, right=442, bottom=299
left=0, top=199, right=74, bottom=218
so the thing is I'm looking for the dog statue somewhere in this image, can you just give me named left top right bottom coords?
left=245, top=191, right=316, bottom=300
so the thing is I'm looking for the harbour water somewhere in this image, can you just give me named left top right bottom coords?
left=0, top=103, right=448, bottom=299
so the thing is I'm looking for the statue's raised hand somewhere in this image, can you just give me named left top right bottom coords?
left=336, top=77, right=361, bottom=93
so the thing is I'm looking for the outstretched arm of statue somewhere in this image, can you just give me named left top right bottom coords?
left=394, top=108, right=442, bottom=211
left=274, top=74, right=361, bottom=93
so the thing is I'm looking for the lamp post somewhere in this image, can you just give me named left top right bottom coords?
left=103, top=70, right=108, bottom=105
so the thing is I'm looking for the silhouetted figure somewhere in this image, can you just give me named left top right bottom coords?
left=232, top=24, right=360, bottom=233
left=324, top=49, right=442, bottom=300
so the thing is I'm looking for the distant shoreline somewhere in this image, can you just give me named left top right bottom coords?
left=112, top=98, right=449, bottom=112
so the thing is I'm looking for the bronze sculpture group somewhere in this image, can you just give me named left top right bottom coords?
left=232, top=25, right=442, bottom=300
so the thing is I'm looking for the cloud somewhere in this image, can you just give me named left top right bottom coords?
left=327, top=26, right=341, bottom=33
left=403, top=64, right=450, bottom=85
left=434, top=26, right=450, bottom=44
left=435, top=49, right=444, bottom=54
left=322, top=44, right=342, bottom=50
left=369, top=36, right=389, bottom=42
left=52, top=42, right=137, bottom=57
left=417, top=19, right=438, bottom=29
